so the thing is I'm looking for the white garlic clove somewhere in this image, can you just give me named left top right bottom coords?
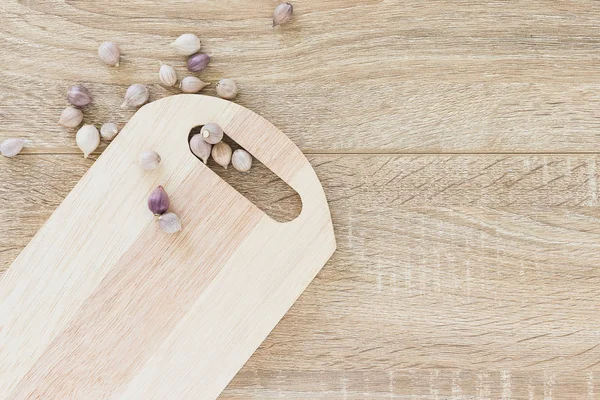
left=158, top=212, right=182, bottom=234
left=179, top=76, right=209, bottom=93
left=273, top=3, right=293, bottom=26
left=189, top=134, right=212, bottom=164
left=200, top=123, right=224, bottom=144
left=0, top=138, right=28, bottom=158
left=76, top=125, right=100, bottom=158
left=159, top=64, right=178, bottom=87
left=100, top=122, right=119, bottom=140
left=58, top=106, right=83, bottom=128
left=211, top=142, right=232, bottom=169
left=138, top=151, right=161, bottom=170
left=98, top=41, right=120, bottom=66
left=216, top=79, right=238, bottom=100
left=122, top=84, right=149, bottom=108
left=171, top=34, right=201, bottom=56
left=231, top=149, right=253, bottom=172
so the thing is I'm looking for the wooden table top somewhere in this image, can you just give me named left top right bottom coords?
left=1, top=0, right=599, bottom=398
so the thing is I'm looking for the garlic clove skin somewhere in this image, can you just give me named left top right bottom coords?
left=98, top=41, right=120, bottom=66
left=179, top=77, right=209, bottom=94
left=187, top=53, right=210, bottom=72
left=0, top=138, right=28, bottom=158
left=273, top=3, right=293, bottom=26
left=211, top=142, right=232, bottom=169
left=67, top=85, right=93, bottom=107
left=171, top=34, right=201, bottom=56
left=216, top=79, right=238, bottom=100
left=158, top=212, right=182, bottom=234
left=189, top=134, right=212, bottom=164
left=139, top=151, right=161, bottom=170
left=76, top=125, right=100, bottom=158
left=58, top=106, right=84, bottom=128
left=122, top=84, right=149, bottom=108
left=159, top=64, right=178, bottom=87
left=231, top=149, right=253, bottom=172
left=148, top=185, right=170, bottom=215
left=200, top=123, right=224, bottom=144
left=100, top=122, right=119, bottom=140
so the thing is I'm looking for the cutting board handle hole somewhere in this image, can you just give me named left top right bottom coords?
left=188, top=126, right=302, bottom=222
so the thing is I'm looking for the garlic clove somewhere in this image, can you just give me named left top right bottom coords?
left=100, top=122, right=119, bottom=140
left=98, top=41, right=120, bottom=66
left=171, top=34, right=201, bottom=56
left=0, top=138, right=28, bottom=158
left=122, top=84, right=149, bottom=108
left=159, top=64, right=178, bottom=87
left=216, top=79, right=238, bottom=100
left=273, top=2, right=293, bottom=26
left=231, top=149, right=253, bottom=172
left=148, top=185, right=170, bottom=215
left=139, top=151, right=161, bottom=170
left=158, top=212, right=182, bottom=234
left=67, top=85, right=93, bottom=107
left=179, top=77, right=209, bottom=94
left=187, top=53, right=210, bottom=72
left=200, top=123, right=224, bottom=144
left=58, top=106, right=83, bottom=128
left=189, top=134, right=212, bottom=164
left=211, top=142, right=232, bottom=169
left=76, top=125, right=100, bottom=158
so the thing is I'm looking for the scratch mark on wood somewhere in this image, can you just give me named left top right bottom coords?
left=341, top=372, right=348, bottom=400
left=544, top=371, right=555, bottom=400
left=452, top=370, right=462, bottom=399
left=429, top=370, right=440, bottom=400
left=502, top=370, right=512, bottom=400
left=543, top=156, right=550, bottom=184
left=527, top=378, right=535, bottom=400
left=588, top=159, right=598, bottom=206
left=477, top=371, right=490, bottom=400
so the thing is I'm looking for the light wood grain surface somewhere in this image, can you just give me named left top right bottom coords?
left=0, top=0, right=599, bottom=398
left=0, top=95, right=335, bottom=399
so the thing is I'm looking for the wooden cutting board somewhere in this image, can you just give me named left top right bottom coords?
left=0, top=94, right=336, bottom=399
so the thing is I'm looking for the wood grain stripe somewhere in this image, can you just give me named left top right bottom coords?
left=1, top=154, right=600, bottom=397
left=2, top=0, right=600, bottom=153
